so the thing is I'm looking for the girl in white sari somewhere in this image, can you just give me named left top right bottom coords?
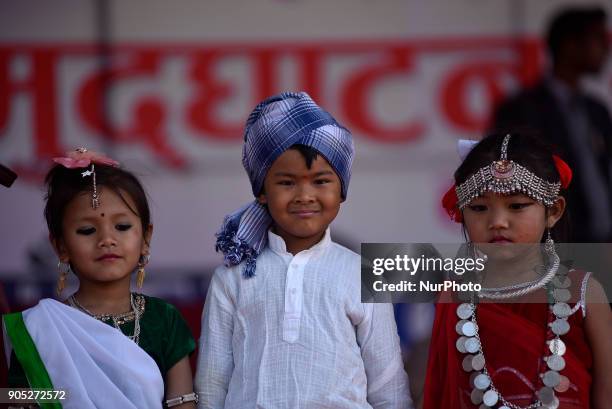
left=3, top=149, right=197, bottom=409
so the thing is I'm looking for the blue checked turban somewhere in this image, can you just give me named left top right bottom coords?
left=216, top=92, right=354, bottom=278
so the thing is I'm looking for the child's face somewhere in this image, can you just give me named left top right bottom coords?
left=464, top=192, right=547, bottom=244
left=259, top=149, right=342, bottom=253
left=53, top=187, right=152, bottom=286
left=462, top=191, right=564, bottom=260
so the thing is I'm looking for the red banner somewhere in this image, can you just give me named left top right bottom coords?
left=1, top=36, right=608, bottom=176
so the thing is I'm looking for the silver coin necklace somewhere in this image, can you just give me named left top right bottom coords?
left=455, top=256, right=571, bottom=409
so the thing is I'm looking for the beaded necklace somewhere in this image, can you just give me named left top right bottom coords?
left=68, top=293, right=144, bottom=345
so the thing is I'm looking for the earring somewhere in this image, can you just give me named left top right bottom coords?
left=543, top=227, right=558, bottom=268
left=136, top=254, right=150, bottom=288
left=56, top=261, right=71, bottom=296
left=544, top=228, right=555, bottom=254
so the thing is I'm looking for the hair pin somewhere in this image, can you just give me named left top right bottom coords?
left=53, top=147, right=119, bottom=209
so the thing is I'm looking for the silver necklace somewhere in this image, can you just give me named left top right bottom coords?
left=479, top=253, right=560, bottom=300
left=455, top=257, right=572, bottom=409
left=480, top=265, right=547, bottom=293
left=68, top=293, right=142, bottom=344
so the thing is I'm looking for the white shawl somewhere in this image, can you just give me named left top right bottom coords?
left=4, top=298, right=164, bottom=409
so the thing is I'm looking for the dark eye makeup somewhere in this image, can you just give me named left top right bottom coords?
left=509, top=202, right=533, bottom=210
left=76, top=227, right=96, bottom=235
left=75, top=222, right=133, bottom=235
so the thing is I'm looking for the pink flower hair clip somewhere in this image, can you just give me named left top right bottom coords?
left=53, top=147, right=120, bottom=209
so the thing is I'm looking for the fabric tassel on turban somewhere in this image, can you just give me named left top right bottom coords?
left=215, top=92, right=354, bottom=278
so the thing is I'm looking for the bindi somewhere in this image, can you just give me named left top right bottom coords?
left=100, top=213, right=105, bottom=217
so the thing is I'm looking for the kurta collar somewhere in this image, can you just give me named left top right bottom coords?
left=268, top=227, right=331, bottom=257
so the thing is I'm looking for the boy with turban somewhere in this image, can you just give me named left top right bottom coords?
left=195, top=92, right=412, bottom=409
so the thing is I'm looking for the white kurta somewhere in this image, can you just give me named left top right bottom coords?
left=196, top=229, right=412, bottom=409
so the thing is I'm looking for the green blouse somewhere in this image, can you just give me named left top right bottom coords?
left=8, top=294, right=196, bottom=387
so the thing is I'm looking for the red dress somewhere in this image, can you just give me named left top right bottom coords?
left=423, top=271, right=592, bottom=409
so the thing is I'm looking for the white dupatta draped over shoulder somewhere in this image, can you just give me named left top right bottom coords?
left=3, top=298, right=164, bottom=409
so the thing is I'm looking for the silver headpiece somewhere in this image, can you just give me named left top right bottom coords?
left=455, top=134, right=561, bottom=209
left=75, top=148, right=100, bottom=209
left=52, top=147, right=120, bottom=209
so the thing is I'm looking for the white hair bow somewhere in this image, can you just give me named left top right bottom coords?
left=457, top=139, right=479, bottom=161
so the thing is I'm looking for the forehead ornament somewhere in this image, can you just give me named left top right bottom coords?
left=53, top=147, right=120, bottom=209
left=455, top=134, right=561, bottom=209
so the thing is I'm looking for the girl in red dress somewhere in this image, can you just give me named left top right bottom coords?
left=424, top=133, right=612, bottom=409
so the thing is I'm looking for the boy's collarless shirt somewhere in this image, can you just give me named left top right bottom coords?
left=196, top=228, right=412, bottom=409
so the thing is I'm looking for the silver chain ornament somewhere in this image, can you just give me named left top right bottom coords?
left=68, top=293, right=142, bottom=344
left=455, top=238, right=571, bottom=409
left=455, top=134, right=561, bottom=209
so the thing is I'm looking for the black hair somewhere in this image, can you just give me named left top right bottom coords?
left=258, top=144, right=325, bottom=196
left=547, top=7, right=607, bottom=62
left=455, top=132, right=569, bottom=242
left=289, top=144, right=320, bottom=168
left=44, top=164, right=151, bottom=242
